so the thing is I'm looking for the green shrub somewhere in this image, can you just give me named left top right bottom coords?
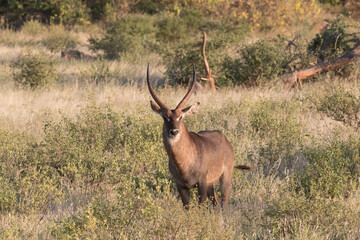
left=42, top=25, right=78, bottom=53
left=162, top=26, right=247, bottom=86
left=3, top=0, right=60, bottom=27
left=42, top=104, right=167, bottom=187
left=50, top=184, right=232, bottom=239
left=317, top=86, right=360, bottom=128
left=308, top=15, right=358, bottom=63
left=266, top=181, right=359, bottom=239
left=265, top=137, right=360, bottom=237
left=248, top=99, right=304, bottom=175
left=155, top=9, right=206, bottom=45
left=80, top=57, right=114, bottom=84
left=319, top=0, right=341, bottom=4
left=0, top=130, right=63, bottom=213
left=299, top=138, right=360, bottom=198
left=11, top=51, right=58, bottom=89
left=89, top=14, right=156, bottom=59
left=225, top=40, right=283, bottom=86
left=57, top=0, right=90, bottom=26
left=21, top=19, right=47, bottom=36
left=0, top=104, right=167, bottom=215
left=132, top=0, right=164, bottom=14
left=3, top=0, right=90, bottom=27
left=223, top=36, right=309, bottom=86
left=89, top=12, right=248, bottom=66
left=43, top=105, right=126, bottom=186
left=162, top=41, right=201, bottom=84
left=155, top=16, right=188, bottom=45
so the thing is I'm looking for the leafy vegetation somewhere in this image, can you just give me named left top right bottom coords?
left=0, top=0, right=322, bottom=28
left=222, top=36, right=309, bottom=86
left=1, top=1, right=360, bottom=239
left=162, top=27, right=247, bottom=85
left=317, top=86, right=360, bottom=128
left=42, top=24, right=78, bottom=53
left=80, top=57, right=114, bottom=84
left=308, top=15, right=359, bottom=62
left=299, top=138, right=360, bottom=198
left=89, top=14, right=156, bottom=59
left=1, top=82, right=360, bottom=238
left=11, top=51, right=59, bottom=88
left=88, top=13, right=359, bottom=87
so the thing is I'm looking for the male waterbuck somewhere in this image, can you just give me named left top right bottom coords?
left=147, top=64, right=252, bottom=209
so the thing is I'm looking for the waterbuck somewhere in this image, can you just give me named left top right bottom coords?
left=147, top=64, right=252, bottom=209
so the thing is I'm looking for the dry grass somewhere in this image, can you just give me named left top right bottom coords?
left=1, top=20, right=360, bottom=239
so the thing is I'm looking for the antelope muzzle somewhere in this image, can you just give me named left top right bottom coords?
left=169, top=129, right=179, bottom=137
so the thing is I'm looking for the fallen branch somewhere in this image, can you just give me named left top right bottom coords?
left=282, top=40, right=360, bottom=89
left=201, top=32, right=216, bottom=92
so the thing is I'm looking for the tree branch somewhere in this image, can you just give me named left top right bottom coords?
left=282, top=40, right=360, bottom=89
left=201, top=32, right=216, bottom=92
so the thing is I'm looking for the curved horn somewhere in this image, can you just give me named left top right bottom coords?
left=176, top=64, right=196, bottom=110
left=147, top=63, right=168, bottom=110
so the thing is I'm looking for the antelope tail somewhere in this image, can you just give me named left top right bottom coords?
left=234, top=164, right=254, bottom=171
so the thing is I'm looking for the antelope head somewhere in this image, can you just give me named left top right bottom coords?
left=147, top=64, right=199, bottom=143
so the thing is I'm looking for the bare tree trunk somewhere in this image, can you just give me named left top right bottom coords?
left=282, top=41, right=360, bottom=89
left=201, top=32, right=217, bottom=92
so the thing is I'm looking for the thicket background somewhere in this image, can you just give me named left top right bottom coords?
left=0, top=0, right=360, bottom=239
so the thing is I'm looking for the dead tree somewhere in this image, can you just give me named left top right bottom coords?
left=201, top=32, right=217, bottom=92
left=282, top=40, right=360, bottom=89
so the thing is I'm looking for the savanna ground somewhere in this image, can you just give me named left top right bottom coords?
left=1, top=1, right=360, bottom=239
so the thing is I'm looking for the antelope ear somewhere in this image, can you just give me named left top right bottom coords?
left=150, top=100, right=162, bottom=115
left=182, top=102, right=200, bottom=117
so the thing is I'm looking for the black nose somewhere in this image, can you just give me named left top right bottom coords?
left=169, top=129, right=179, bottom=136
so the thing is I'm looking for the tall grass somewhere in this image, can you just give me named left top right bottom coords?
left=0, top=17, right=360, bottom=239
left=1, top=75, right=359, bottom=238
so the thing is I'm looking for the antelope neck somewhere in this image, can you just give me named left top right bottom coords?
left=164, top=125, right=195, bottom=166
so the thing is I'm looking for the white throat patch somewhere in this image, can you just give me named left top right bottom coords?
left=167, top=134, right=181, bottom=145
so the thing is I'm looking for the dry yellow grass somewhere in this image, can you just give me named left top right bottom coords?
left=0, top=18, right=359, bottom=239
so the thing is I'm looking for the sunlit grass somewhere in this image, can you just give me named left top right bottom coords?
left=0, top=19, right=360, bottom=239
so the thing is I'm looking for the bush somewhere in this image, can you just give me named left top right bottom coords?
left=162, top=25, right=248, bottom=86
left=89, top=14, right=156, bottom=60
left=299, top=139, right=360, bottom=198
left=308, top=15, right=358, bottom=63
left=3, top=0, right=90, bottom=27
left=42, top=105, right=126, bottom=186
left=49, top=187, right=232, bottom=239
left=0, top=104, right=166, bottom=215
left=11, top=51, right=58, bottom=89
left=0, top=130, right=63, bottom=213
left=57, top=0, right=90, bottom=26
left=155, top=9, right=207, bottom=45
left=2, top=0, right=60, bottom=28
left=317, top=86, right=360, bottom=128
left=248, top=99, right=303, bottom=176
left=155, top=15, right=188, bottom=45
left=80, top=57, right=114, bottom=85
left=266, top=137, right=360, bottom=238
left=132, top=0, right=164, bottom=15
left=42, top=25, right=78, bottom=53
left=319, top=0, right=341, bottom=5
left=89, top=12, right=248, bottom=65
left=222, top=36, right=309, bottom=86
left=21, top=19, right=47, bottom=36
left=266, top=181, right=359, bottom=239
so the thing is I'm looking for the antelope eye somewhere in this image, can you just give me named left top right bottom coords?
left=176, top=116, right=182, bottom=121
left=163, top=116, right=170, bottom=122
